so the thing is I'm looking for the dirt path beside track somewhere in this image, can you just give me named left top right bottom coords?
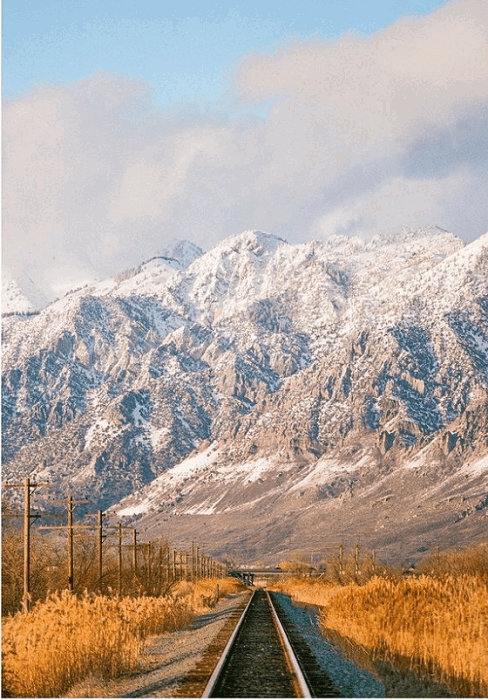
left=66, top=591, right=251, bottom=698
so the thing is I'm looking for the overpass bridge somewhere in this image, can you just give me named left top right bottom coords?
left=229, top=567, right=298, bottom=586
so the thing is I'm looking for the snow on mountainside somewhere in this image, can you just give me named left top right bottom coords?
left=1, top=238, right=204, bottom=315
left=2, top=227, right=487, bottom=562
left=2, top=270, right=52, bottom=315
left=160, top=239, right=204, bottom=268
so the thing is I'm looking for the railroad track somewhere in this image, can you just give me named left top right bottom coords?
left=201, top=588, right=341, bottom=698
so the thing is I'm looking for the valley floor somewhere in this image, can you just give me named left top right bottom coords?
left=66, top=587, right=468, bottom=698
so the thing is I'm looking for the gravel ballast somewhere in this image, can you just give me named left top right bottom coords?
left=272, top=591, right=385, bottom=698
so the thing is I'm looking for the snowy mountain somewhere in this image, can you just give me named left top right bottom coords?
left=2, top=227, right=487, bottom=563
left=1, top=239, right=204, bottom=315
left=1, top=270, right=52, bottom=315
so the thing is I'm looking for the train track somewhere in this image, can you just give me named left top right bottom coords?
left=201, top=588, right=341, bottom=698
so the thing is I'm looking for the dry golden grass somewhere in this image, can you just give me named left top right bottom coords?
left=273, top=575, right=337, bottom=607
left=2, top=577, right=239, bottom=698
left=277, top=574, right=488, bottom=697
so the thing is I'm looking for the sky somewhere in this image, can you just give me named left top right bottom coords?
left=3, top=0, right=488, bottom=295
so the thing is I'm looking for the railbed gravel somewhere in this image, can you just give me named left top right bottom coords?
left=271, top=591, right=384, bottom=698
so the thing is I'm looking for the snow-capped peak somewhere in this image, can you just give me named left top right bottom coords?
left=2, top=269, right=52, bottom=315
left=213, top=229, right=288, bottom=255
left=160, top=239, right=204, bottom=268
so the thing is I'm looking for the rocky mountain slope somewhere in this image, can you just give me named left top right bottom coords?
left=2, top=227, right=487, bottom=564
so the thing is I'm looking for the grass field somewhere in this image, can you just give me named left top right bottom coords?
left=2, top=577, right=241, bottom=698
left=276, top=571, right=488, bottom=697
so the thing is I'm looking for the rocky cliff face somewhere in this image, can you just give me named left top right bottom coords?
left=2, top=227, right=487, bottom=559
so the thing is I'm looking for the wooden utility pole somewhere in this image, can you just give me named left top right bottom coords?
left=46, top=496, right=90, bottom=591
left=67, top=496, right=74, bottom=590
left=119, top=524, right=124, bottom=594
left=97, top=510, right=104, bottom=591
left=64, top=496, right=90, bottom=591
left=4, top=478, right=51, bottom=610
left=39, top=496, right=90, bottom=592
left=116, top=524, right=133, bottom=595
left=133, top=529, right=138, bottom=581
left=24, top=480, right=31, bottom=603
left=147, top=542, right=153, bottom=594
left=80, top=510, right=126, bottom=593
left=158, top=543, right=162, bottom=591
left=4, top=478, right=35, bottom=608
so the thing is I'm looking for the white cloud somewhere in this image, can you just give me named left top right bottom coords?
left=311, top=177, right=444, bottom=239
left=3, top=0, right=488, bottom=296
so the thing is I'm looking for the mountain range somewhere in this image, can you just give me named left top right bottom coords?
left=2, top=227, right=487, bottom=566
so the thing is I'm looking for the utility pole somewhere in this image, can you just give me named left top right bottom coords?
left=133, top=529, right=138, bottom=583
left=4, top=478, right=51, bottom=610
left=24, top=479, right=31, bottom=603
left=119, top=523, right=123, bottom=594
left=65, top=496, right=91, bottom=591
left=81, top=510, right=127, bottom=594
left=39, top=495, right=91, bottom=592
left=68, top=497, right=74, bottom=590
left=158, top=542, right=163, bottom=592
left=56, top=496, right=90, bottom=591
left=147, top=542, right=153, bottom=594
left=116, top=524, right=133, bottom=595
left=98, top=510, right=103, bottom=591
left=23, top=479, right=33, bottom=607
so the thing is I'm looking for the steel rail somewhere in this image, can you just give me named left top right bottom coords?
left=266, top=589, right=312, bottom=699
left=200, top=590, right=255, bottom=698
left=201, top=588, right=313, bottom=698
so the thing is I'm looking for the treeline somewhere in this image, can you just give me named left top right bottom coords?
left=413, top=541, right=488, bottom=577
left=279, top=540, right=488, bottom=583
left=2, top=310, right=40, bottom=318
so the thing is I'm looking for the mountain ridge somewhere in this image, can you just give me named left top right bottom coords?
left=2, top=226, right=487, bottom=563
left=1, top=238, right=204, bottom=315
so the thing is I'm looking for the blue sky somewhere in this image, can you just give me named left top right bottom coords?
left=3, top=0, right=488, bottom=296
left=4, top=1, right=447, bottom=108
